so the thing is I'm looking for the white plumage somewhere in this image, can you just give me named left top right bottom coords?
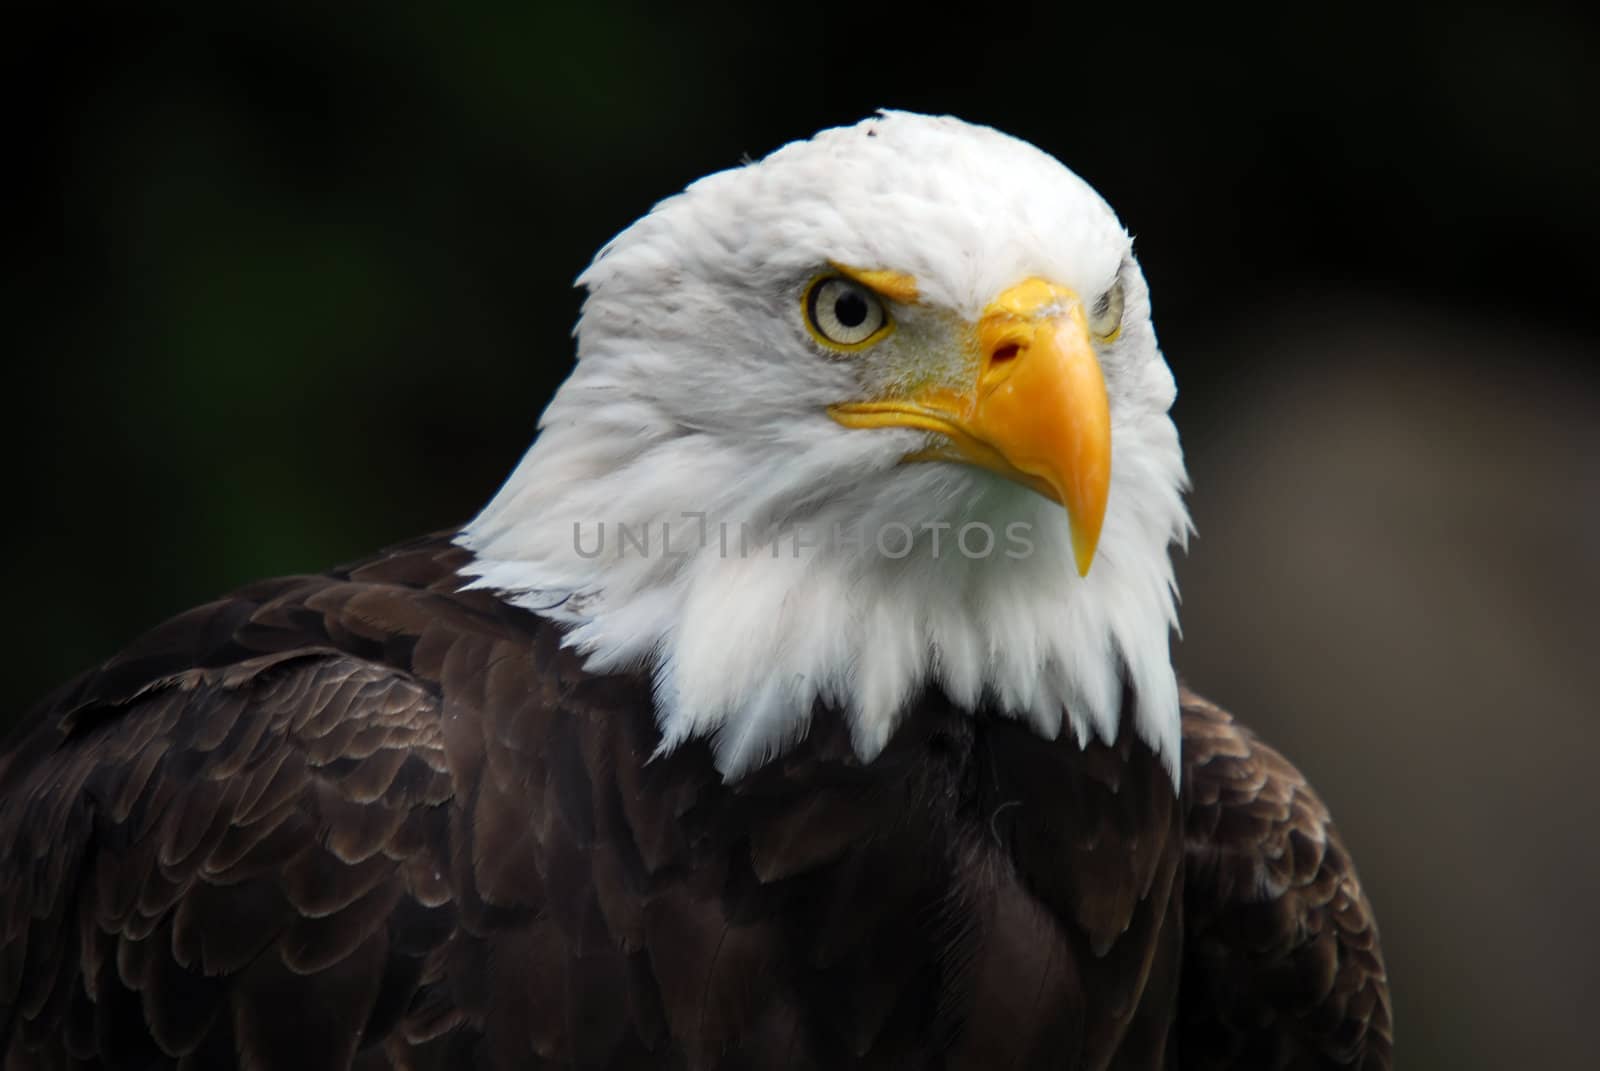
left=459, top=112, right=1192, bottom=782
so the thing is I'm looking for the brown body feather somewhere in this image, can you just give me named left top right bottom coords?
left=0, top=534, right=1390, bottom=1069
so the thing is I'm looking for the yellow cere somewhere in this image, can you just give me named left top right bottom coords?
left=828, top=276, right=1112, bottom=576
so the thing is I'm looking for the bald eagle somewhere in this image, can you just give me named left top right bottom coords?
left=0, top=113, right=1390, bottom=1069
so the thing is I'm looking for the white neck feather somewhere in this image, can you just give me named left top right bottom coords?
left=457, top=362, right=1189, bottom=784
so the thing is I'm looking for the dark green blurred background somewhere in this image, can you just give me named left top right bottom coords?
left=5, top=3, right=1597, bottom=1068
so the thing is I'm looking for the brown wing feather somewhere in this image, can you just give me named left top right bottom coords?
left=1178, top=689, right=1393, bottom=1069
left=2, top=531, right=1215, bottom=1069
left=0, top=651, right=457, bottom=1069
left=0, top=539, right=482, bottom=1070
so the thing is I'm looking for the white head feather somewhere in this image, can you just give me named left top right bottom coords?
left=458, top=112, right=1191, bottom=784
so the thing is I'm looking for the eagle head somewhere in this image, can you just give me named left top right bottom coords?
left=460, top=112, right=1191, bottom=782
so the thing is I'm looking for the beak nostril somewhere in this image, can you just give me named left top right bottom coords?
left=990, top=343, right=1022, bottom=366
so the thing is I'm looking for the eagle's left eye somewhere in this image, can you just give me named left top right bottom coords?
left=804, top=276, right=891, bottom=350
left=1088, top=279, right=1125, bottom=341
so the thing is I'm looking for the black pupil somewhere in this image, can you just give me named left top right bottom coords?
left=833, top=289, right=869, bottom=329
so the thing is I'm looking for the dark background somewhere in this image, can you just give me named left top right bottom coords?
left=5, top=4, right=1597, bottom=1068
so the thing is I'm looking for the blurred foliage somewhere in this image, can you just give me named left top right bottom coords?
left=3, top=3, right=1598, bottom=1068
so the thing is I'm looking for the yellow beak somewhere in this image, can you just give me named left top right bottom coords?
left=829, top=278, right=1112, bottom=576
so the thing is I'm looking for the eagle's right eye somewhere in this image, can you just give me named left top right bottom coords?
left=804, top=275, right=891, bottom=351
left=1088, top=279, right=1125, bottom=342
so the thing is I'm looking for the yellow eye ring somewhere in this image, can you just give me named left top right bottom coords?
left=803, top=274, right=894, bottom=352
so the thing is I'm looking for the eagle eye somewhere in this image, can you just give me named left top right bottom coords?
left=1088, top=279, right=1125, bottom=342
left=804, top=275, right=892, bottom=351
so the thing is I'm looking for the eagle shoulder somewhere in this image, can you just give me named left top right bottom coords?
left=1178, top=689, right=1394, bottom=1070
left=3, top=534, right=1396, bottom=1069
left=0, top=536, right=505, bottom=1068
